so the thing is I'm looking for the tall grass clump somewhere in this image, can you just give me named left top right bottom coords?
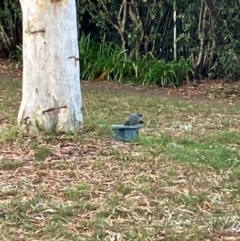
left=80, top=33, right=131, bottom=82
left=9, top=44, right=23, bottom=68
left=79, top=34, right=193, bottom=87
left=7, top=33, right=194, bottom=88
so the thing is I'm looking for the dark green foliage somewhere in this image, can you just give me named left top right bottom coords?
left=3, top=0, right=240, bottom=82
left=9, top=44, right=22, bottom=67
left=0, top=0, right=22, bottom=57
left=136, top=59, right=177, bottom=86
left=80, top=33, right=128, bottom=82
left=80, top=34, right=193, bottom=87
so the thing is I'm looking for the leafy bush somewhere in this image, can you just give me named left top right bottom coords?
left=218, top=42, right=240, bottom=80
left=80, top=34, right=194, bottom=87
left=80, top=33, right=130, bottom=82
left=9, top=44, right=22, bottom=67
left=7, top=33, right=194, bottom=88
left=172, top=57, right=194, bottom=83
left=0, top=0, right=22, bottom=57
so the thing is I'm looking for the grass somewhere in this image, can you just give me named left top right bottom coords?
left=80, top=34, right=193, bottom=87
left=1, top=78, right=240, bottom=240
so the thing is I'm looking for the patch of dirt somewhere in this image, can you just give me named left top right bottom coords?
left=1, top=58, right=240, bottom=106
left=0, top=59, right=22, bottom=76
left=81, top=80, right=240, bottom=107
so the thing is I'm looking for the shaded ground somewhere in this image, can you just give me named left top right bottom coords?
left=1, top=57, right=240, bottom=107
left=1, top=72, right=240, bottom=107
left=82, top=80, right=240, bottom=107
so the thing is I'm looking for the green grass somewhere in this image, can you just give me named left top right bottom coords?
left=80, top=34, right=193, bottom=87
left=1, top=78, right=240, bottom=240
left=0, top=159, right=24, bottom=170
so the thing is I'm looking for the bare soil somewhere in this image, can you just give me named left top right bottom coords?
left=1, top=58, right=240, bottom=107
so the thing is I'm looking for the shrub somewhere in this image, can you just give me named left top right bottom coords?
left=79, top=34, right=194, bottom=87
left=9, top=44, right=22, bottom=67
left=8, top=33, right=194, bottom=88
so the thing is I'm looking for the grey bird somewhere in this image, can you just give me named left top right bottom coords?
left=124, top=113, right=144, bottom=125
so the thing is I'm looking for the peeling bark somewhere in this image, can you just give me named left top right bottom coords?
left=18, top=0, right=83, bottom=135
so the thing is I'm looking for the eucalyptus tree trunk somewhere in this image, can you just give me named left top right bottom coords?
left=18, top=0, right=83, bottom=135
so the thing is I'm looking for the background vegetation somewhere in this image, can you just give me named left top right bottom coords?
left=1, top=0, right=240, bottom=84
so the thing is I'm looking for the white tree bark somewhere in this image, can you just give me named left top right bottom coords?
left=18, top=0, right=83, bottom=135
